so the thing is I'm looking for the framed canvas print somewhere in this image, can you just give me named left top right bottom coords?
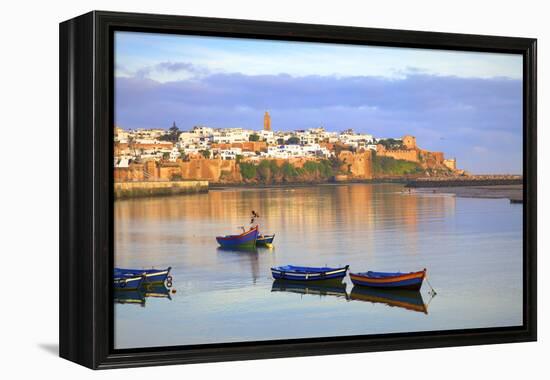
left=59, top=11, right=536, bottom=369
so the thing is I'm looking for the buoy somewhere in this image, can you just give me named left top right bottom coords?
left=265, top=243, right=274, bottom=249
left=171, top=289, right=177, bottom=294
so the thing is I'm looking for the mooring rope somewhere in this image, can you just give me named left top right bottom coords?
left=425, top=275, right=437, bottom=296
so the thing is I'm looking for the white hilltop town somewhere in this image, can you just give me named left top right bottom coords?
left=112, top=111, right=408, bottom=167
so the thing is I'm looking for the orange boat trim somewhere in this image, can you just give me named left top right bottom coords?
left=218, top=226, right=258, bottom=240
left=351, top=293, right=428, bottom=314
left=350, top=270, right=426, bottom=284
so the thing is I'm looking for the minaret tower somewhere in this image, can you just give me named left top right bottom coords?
left=263, top=111, right=271, bottom=131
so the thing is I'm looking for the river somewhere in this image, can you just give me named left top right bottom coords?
left=114, top=183, right=523, bottom=349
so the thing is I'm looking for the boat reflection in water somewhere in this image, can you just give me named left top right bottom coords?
left=271, top=279, right=348, bottom=299
left=349, top=286, right=428, bottom=314
left=114, top=284, right=172, bottom=307
left=216, top=246, right=259, bottom=254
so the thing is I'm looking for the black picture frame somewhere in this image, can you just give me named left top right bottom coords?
left=59, top=10, right=537, bottom=369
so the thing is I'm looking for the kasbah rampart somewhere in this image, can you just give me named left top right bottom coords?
left=113, top=111, right=461, bottom=188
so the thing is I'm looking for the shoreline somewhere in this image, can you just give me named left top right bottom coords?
left=114, top=180, right=208, bottom=199
left=412, top=184, right=523, bottom=203
left=113, top=176, right=523, bottom=203
left=209, top=178, right=407, bottom=190
left=210, top=176, right=523, bottom=190
left=405, top=175, right=522, bottom=188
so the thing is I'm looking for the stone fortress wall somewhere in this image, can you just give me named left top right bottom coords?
left=113, top=134, right=458, bottom=184
left=376, top=135, right=455, bottom=171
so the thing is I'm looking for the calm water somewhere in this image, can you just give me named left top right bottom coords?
left=114, top=183, right=523, bottom=349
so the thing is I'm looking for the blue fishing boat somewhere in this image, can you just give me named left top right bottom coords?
left=113, top=274, right=144, bottom=290
left=114, top=267, right=172, bottom=286
left=271, top=265, right=349, bottom=281
left=256, top=234, right=275, bottom=246
left=350, top=269, right=426, bottom=290
left=216, top=226, right=259, bottom=248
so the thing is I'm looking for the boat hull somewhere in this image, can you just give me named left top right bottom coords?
left=216, top=227, right=259, bottom=248
left=256, top=234, right=275, bottom=246
left=350, top=270, right=426, bottom=290
left=113, top=275, right=144, bottom=290
left=271, top=265, right=349, bottom=281
left=114, top=267, right=171, bottom=285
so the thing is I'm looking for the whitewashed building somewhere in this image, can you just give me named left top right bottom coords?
left=218, top=148, right=243, bottom=160
left=169, top=147, right=181, bottom=162
left=212, top=128, right=253, bottom=144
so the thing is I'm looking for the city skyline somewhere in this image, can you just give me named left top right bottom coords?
left=115, top=32, right=523, bottom=174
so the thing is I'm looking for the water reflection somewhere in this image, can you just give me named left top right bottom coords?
left=271, top=279, right=348, bottom=299
left=114, top=184, right=456, bottom=264
left=114, top=285, right=172, bottom=307
left=114, top=183, right=522, bottom=348
left=349, top=286, right=428, bottom=314
left=217, top=247, right=261, bottom=283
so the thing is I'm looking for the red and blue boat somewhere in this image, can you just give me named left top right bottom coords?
left=114, top=267, right=172, bottom=286
left=271, top=265, right=349, bottom=281
left=216, top=226, right=259, bottom=248
left=350, top=269, right=426, bottom=290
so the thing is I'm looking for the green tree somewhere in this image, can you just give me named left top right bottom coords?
left=373, top=156, right=422, bottom=175
left=281, top=162, right=298, bottom=178
left=377, top=138, right=404, bottom=150
left=257, top=160, right=272, bottom=182
left=239, top=162, right=257, bottom=179
left=199, top=149, right=211, bottom=159
left=160, top=122, right=181, bottom=142
left=329, top=156, right=343, bottom=172
left=318, top=159, right=334, bottom=177
left=303, top=161, right=318, bottom=173
left=249, top=133, right=260, bottom=142
left=286, top=136, right=300, bottom=145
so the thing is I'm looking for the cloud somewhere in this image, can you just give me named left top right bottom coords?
left=133, top=61, right=210, bottom=79
left=115, top=70, right=522, bottom=174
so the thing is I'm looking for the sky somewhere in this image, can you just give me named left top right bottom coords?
left=115, top=31, right=523, bottom=174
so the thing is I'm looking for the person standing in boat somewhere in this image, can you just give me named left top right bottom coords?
left=249, top=210, right=260, bottom=230
left=250, top=210, right=259, bottom=225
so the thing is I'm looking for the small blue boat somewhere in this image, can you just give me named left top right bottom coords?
left=216, top=226, right=259, bottom=248
left=271, top=265, right=349, bottom=281
left=256, top=234, right=275, bottom=246
left=113, top=274, right=144, bottom=290
left=114, top=267, right=172, bottom=286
